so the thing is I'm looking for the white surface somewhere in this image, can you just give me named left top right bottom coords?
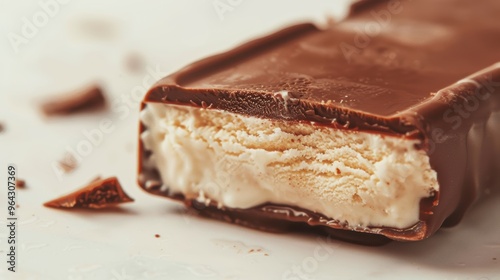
left=0, top=1, right=499, bottom=279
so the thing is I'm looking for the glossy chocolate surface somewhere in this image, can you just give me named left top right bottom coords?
left=139, top=0, right=500, bottom=241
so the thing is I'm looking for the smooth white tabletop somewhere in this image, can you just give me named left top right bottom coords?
left=0, top=1, right=499, bottom=279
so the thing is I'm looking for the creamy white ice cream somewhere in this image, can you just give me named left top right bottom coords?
left=140, top=103, right=439, bottom=229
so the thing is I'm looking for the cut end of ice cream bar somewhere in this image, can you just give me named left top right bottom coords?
left=140, top=103, right=439, bottom=231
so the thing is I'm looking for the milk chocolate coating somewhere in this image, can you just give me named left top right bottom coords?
left=138, top=0, right=500, bottom=241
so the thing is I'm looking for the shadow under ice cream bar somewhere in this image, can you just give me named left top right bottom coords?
left=138, top=0, right=500, bottom=242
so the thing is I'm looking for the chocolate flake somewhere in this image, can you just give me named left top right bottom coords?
left=44, top=177, right=134, bottom=209
left=126, top=53, right=144, bottom=73
left=58, top=153, right=78, bottom=173
left=41, top=85, right=106, bottom=116
left=16, top=179, right=26, bottom=188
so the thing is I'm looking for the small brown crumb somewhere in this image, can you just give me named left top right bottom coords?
left=494, top=258, right=497, bottom=260
left=336, top=168, right=341, bottom=175
left=248, top=249, right=255, bottom=253
left=155, top=234, right=160, bottom=238
left=16, top=204, right=20, bottom=208
left=125, top=53, right=144, bottom=73
left=16, top=179, right=26, bottom=188
left=43, top=177, right=134, bottom=209
left=41, top=85, right=106, bottom=116
left=58, top=153, right=78, bottom=173
left=73, top=18, right=117, bottom=40
left=0, top=122, right=4, bottom=133
left=264, top=253, right=269, bottom=256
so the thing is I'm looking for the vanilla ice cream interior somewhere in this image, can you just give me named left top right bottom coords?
left=140, top=103, right=439, bottom=229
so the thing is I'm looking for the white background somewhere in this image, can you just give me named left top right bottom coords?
left=0, top=0, right=499, bottom=279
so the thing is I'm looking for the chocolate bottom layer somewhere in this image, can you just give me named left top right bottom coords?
left=146, top=190, right=423, bottom=245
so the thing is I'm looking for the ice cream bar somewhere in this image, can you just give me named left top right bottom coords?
left=138, top=0, right=500, bottom=241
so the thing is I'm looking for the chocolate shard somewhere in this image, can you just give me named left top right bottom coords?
left=57, top=152, right=78, bottom=173
left=44, top=177, right=134, bottom=209
left=41, top=84, right=106, bottom=116
left=125, top=52, right=145, bottom=73
left=138, top=0, right=500, bottom=242
left=16, top=179, right=26, bottom=189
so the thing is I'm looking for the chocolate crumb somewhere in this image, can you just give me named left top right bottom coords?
left=126, top=53, right=144, bottom=73
left=248, top=249, right=255, bottom=253
left=264, top=253, right=269, bottom=256
left=43, top=177, right=134, bottom=209
left=0, top=122, right=4, bottom=133
left=155, top=234, right=160, bottom=238
left=494, top=258, right=497, bottom=260
left=41, top=85, right=106, bottom=116
left=16, top=179, right=26, bottom=188
left=74, top=18, right=117, bottom=40
left=58, top=153, right=78, bottom=173
left=16, top=204, right=20, bottom=208
left=336, top=168, right=341, bottom=175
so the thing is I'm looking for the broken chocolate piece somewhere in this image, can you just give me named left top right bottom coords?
left=57, top=152, right=78, bottom=173
left=41, top=84, right=105, bottom=116
left=44, top=177, right=134, bottom=209
left=72, top=18, right=117, bottom=40
left=138, top=0, right=500, bottom=241
left=16, top=179, right=26, bottom=189
left=125, top=53, right=145, bottom=73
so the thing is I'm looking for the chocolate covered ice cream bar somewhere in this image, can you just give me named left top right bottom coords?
left=138, top=0, right=500, bottom=241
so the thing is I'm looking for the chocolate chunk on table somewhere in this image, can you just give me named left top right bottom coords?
left=44, top=177, right=133, bottom=209
left=41, top=84, right=105, bottom=116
